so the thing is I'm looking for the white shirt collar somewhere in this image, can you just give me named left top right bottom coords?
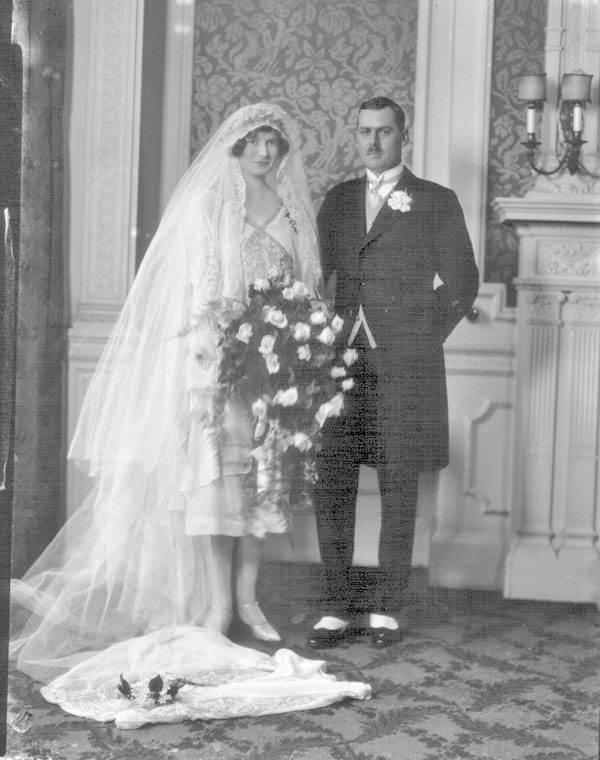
left=366, top=163, right=404, bottom=186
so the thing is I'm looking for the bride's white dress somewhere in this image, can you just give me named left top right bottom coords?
left=40, top=627, right=370, bottom=730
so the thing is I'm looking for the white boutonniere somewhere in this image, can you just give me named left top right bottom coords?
left=388, top=189, right=413, bottom=213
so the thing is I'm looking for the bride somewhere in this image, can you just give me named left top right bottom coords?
left=9, top=103, right=370, bottom=728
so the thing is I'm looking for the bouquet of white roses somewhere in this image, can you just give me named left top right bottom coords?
left=219, top=276, right=357, bottom=498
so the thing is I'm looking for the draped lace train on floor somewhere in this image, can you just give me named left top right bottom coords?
left=39, top=626, right=371, bottom=729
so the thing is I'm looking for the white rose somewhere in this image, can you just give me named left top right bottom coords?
left=330, top=392, right=345, bottom=416
left=292, top=280, right=309, bottom=299
left=254, top=420, right=267, bottom=439
left=330, top=366, right=346, bottom=379
left=236, top=323, right=253, bottom=343
left=282, top=287, right=294, bottom=300
left=293, top=322, right=311, bottom=342
left=388, top=189, right=413, bottom=213
left=258, top=335, right=276, bottom=354
left=265, top=353, right=280, bottom=374
left=273, top=387, right=299, bottom=406
left=252, top=398, right=268, bottom=419
left=343, top=348, right=359, bottom=366
left=309, top=309, right=327, bottom=326
left=341, top=378, right=355, bottom=391
left=316, top=393, right=345, bottom=426
left=266, top=308, right=288, bottom=329
left=315, top=400, right=333, bottom=427
left=317, top=326, right=336, bottom=345
left=331, top=315, right=344, bottom=333
left=252, top=445, right=267, bottom=461
left=254, top=278, right=270, bottom=291
left=293, top=432, right=313, bottom=452
left=297, top=344, right=311, bottom=361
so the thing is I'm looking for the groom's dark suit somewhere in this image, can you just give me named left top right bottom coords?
left=313, top=167, right=479, bottom=618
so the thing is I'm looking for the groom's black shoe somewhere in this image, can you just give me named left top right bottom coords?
left=370, top=627, right=406, bottom=649
left=307, top=625, right=349, bottom=649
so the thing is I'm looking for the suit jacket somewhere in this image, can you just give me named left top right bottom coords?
left=317, top=168, right=479, bottom=470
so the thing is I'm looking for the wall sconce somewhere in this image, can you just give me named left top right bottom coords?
left=518, top=71, right=598, bottom=178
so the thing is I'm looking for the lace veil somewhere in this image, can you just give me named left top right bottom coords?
left=10, top=103, right=321, bottom=683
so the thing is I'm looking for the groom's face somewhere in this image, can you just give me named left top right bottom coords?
left=355, top=107, right=406, bottom=175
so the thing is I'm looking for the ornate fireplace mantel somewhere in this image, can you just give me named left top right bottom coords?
left=493, top=191, right=600, bottom=602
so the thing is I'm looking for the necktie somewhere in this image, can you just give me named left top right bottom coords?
left=368, top=175, right=385, bottom=199
left=367, top=172, right=403, bottom=205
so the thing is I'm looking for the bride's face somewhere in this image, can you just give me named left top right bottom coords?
left=236, top=128, right=281, bottom=180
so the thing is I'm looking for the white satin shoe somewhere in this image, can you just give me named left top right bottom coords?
left=238, top=601, right=281, bottom=642
left=203, top=606, right=233, bottom=635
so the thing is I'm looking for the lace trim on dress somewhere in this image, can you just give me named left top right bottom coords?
left=242, top=207, right=295, bottom=285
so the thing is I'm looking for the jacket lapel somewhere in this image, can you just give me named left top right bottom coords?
left=346, top=176, right=368, bottom=239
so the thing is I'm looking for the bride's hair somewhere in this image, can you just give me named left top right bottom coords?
left=230, top=126, right=290, bottom=158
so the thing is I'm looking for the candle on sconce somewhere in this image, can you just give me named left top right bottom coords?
left=526, top=104, right=537, bottom=135
left=518, top=75, right=546, bottom=138
left=572, top=103, right=583, bottom=133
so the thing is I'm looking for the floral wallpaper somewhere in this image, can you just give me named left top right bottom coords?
left=486, top=0, right=547, bottom=304
left=191, top=0, right=418, bottom=207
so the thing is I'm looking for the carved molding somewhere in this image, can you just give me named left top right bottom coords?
left=567, top=331, right=600, bottom=453
left=444, top=351, right=514, bottom=376
left=547, top=0, right=565, bottom=28
left=67, top=0, right=144, bottom=517
left=493, top=194, right=600, bottom=224
left=532, top=173, right=600, bottom=195
left=565, top=291, right=600, bottom=326
left=92, top=1, right=130, bottom=299
left=70, top=0, right=144, bottom=319
left=518, top=317, right=560, bottom=462
left=565, top=0, right=582, bottom=71
left=522, top=290, right=566, bottom=324
left=463, top=397, right=512, bottom=516
left=536, top=240, right=600, bottom=277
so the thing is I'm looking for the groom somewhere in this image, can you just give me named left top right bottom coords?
left=309, top=96, right=479, bottom=648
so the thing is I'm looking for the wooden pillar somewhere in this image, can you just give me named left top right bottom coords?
left=11, top=0, right=66, bottom=576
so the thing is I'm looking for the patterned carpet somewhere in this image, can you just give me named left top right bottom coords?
left=5, top=563, right=599, bottom=760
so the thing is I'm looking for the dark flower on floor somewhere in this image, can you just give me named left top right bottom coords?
left=148, top=674, right=164, bottom=703
left=117, top=673, right=133, bottom=699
